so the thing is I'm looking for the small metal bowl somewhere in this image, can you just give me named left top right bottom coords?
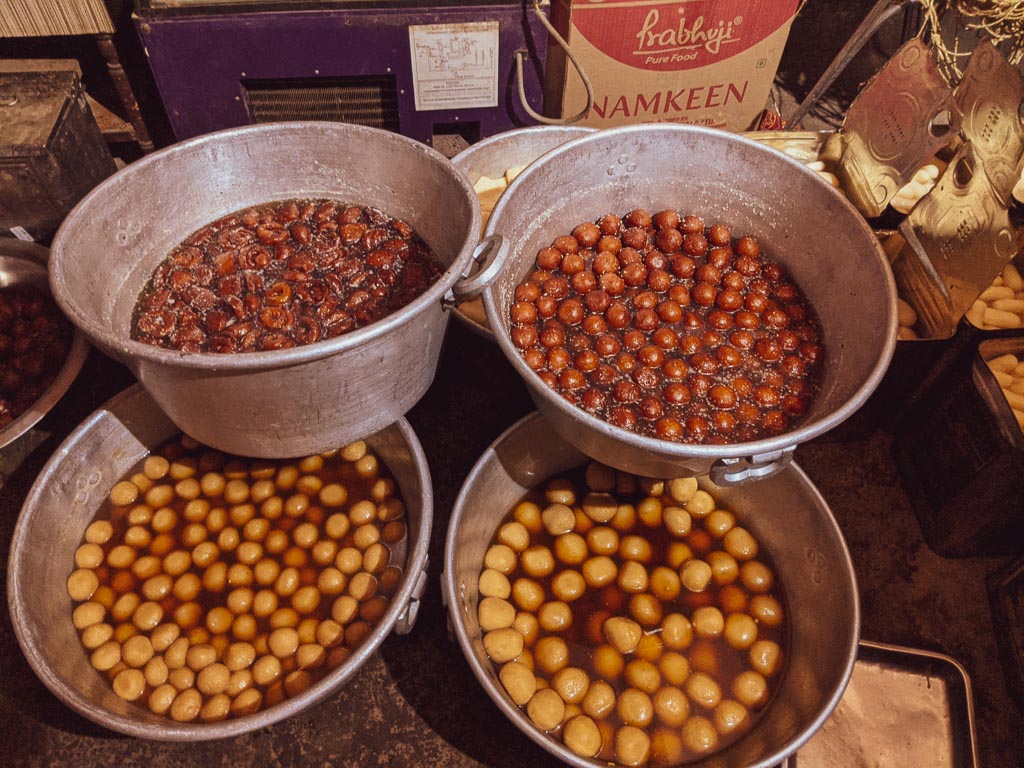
left=0, top=239, right=89, bottom=449
left=8, top=383, right=432, bottom=740
left=443, top=411, right=860, bottom=768
left=451, top=126, right=594, bottom=340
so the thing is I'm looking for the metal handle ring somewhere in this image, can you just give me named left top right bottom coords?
left=710, top=449, right=795, bottom=486
left=450, top=234, right=510, bottom=303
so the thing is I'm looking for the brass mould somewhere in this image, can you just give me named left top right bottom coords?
left=838, top=38, right=961, bottom=218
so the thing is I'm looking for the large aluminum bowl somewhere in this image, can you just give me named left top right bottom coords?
left=480, top=124, right=898, bottom=481
left=49, top=122, right=481, bottom=458
left=451, top=126, right=594, bottom=340
left=443, top=411, right=860, bottom=767
left=8, top=384, right=432, bottom=740
left=0, top=239, right=89, bottom=449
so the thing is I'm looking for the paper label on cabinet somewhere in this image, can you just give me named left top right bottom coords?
left=409, top=22, right=499, bottom=111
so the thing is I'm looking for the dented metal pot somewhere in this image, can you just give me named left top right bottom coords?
left=8, top=384, right=432, bottom=740
left=443, top=411, right=859, bottom=767
left=0, top=239, right=89, bottom=449
left=49, top=122, right=483, bottom=458
left=475, top=124, right=898, bottom=482
left=451, top=125, right=595, bottom=341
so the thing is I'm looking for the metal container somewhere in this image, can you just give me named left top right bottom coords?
left=476, top=124, right=898, bottom=481
left=0, top=238, right=89, bottom=448
left=0, top=63, right=116, bottom=241
left=8, top=383, right=433, bottom=740
left=451, top=126, right=595, bottom=340
left=443, top=412, right=860, bottom=768
left=452, top=127, right=598, bottom=190
left=48, top=121, right=483, bottom=458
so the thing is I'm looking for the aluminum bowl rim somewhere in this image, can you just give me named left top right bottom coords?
left=450, top=125, right=598, bottom=184
left=482, top=123, right=898, bottom=461
left=48, top=121, right=481, bottom=371
left=7, top=384, right=434, bottom=740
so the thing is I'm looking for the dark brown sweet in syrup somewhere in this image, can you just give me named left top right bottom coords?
left=132, top=200, right=444, bottom=353
left=509, top=210, right=824, bottom=445
left=0, top=285, right=74, bottom=428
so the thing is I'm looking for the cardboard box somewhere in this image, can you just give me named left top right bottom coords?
left=546, top=0, right=799, bottom=130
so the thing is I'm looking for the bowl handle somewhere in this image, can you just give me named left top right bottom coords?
left=447, top=234, right=509, bottom=306
left=710, top=447, right=795, bottom=486
left=395, top=558, right=430, bottom=635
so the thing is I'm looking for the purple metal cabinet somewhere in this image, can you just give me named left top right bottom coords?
left=134, top=3, right=550, bottom=145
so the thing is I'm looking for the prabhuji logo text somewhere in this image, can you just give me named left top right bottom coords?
left=633, top=10, right=743, bottom=65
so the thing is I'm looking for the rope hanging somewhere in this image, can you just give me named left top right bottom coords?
left=918, top=0, right=1024, bottom=83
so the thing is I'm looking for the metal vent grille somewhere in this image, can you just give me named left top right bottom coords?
left=243, top=76, right=399, bottom=132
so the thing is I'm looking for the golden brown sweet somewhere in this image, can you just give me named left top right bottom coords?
left=479, top=463, right=788, bottom=766
left=68, top=435, right=407, bottom=721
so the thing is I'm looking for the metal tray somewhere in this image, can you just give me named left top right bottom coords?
left=786, top=640, right=979, bottom=768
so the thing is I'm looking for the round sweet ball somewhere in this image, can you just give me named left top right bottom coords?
left=615, top=725, right=651, bottom=767
left=563, top=715, right=602, bottom=758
